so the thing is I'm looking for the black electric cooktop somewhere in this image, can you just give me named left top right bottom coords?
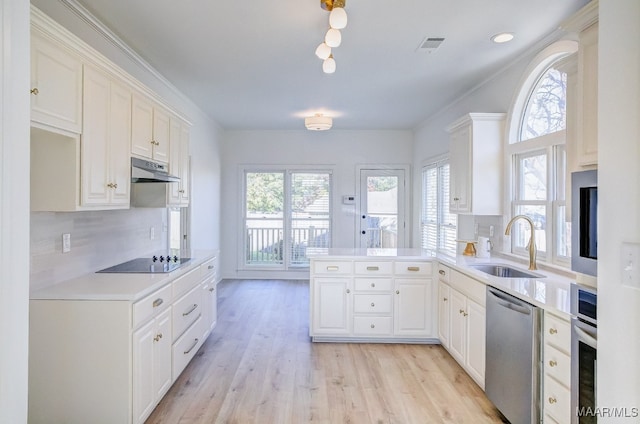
left=96, top=256, right=191, bottom=274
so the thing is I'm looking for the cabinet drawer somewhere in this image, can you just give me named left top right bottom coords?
left=353, top=294, right=392, bottom=314
left=354, top=278, right=392, bottom=292
left=133, top=284, right=172, bottom=329
left=173, top=285, right=202, bottom=341
left=545, top=312, right=571, bottom=354
left=437, top=264, right=450, bottom=283
left=544, top=373, right=571, bottom=424
left=393, top=261, right=432, bottom=276
left=172, top=267, right=201, bottom=298
left=312, top=260, right=353, bottom=275
left=354, top=261, right=392, bottom=275
left=544, top=344, right=571, bottom=387
left=353, top=316, right=392, bottom=335
left=172, top=316, right=205, bottom=381
left=200, top=257, right=216, bottom=279
left=450, top=270, right=486, bottom=306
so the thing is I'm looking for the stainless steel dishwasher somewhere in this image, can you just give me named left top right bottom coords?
left=485, top=286, right=541, bottom=424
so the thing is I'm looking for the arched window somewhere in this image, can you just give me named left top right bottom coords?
left=506, top=40, right=577, bottom=266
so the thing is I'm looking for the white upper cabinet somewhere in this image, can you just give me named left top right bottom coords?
left=447, top=113, right=505, bottom=215
left=81, top=65, right=131, bottom=208
left=562, top=1, right=599, bottom=169
left=168, top=118, right=190, bottom=206
left=30, top=33, right=83, bottom=134
left=132, top=95, right=170, bottom=164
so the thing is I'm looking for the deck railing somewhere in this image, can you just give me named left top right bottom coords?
left=246, top=226, right=329, bottom=265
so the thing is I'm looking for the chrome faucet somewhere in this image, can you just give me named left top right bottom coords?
left=505, top=215, right=538, bottom=270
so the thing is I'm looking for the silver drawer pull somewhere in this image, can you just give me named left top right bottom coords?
left=182, top=304, right=198, bottom=316
left=208, top=265, right=214, bottom=269
left=152, top=298, right=163, bottom=308
left=438, top=269, right=446, bottom=275
left=209, top=287, right=215, bottom=292
left=370, top=324, right=375, bottom=329
left=370, top=302, right=375, bottom=307
left=370, top=283, right=376, bottom=288
left=183, top=338, right=199, bottom=355
left=407, top=266, right=420, bottom=272
left=153, top=333, right=163, bottom=342
left=326, top=266, right=339, bottom=271
left=366, top=266, right=379, bottom=271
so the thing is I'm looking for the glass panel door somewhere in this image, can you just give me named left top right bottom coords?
left=359, top=169, right=405, bottom=248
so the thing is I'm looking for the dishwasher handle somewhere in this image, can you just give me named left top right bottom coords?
left=488, top=287, right=532, bottom=316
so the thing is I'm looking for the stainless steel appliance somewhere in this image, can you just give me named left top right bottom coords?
left=131, top=157, right=180, bottom=183
left=97, top=255, right=190, bottom=273
left=571, top=170, right=597, bottom=277
left=571, top=284, right=597, bottom=423
left=486, top=286, right=541, bottom=424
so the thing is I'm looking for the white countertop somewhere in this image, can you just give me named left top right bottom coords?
left=309, top=248, right=575, bottom=317
left=30, top=250, right=217, bottom=302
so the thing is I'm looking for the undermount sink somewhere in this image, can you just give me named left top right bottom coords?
left=470, top=264, right=545, bottom=279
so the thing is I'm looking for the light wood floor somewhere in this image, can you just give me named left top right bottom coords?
left=146, top=279, right=507, bottom=424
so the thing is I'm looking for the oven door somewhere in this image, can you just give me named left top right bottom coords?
left=571, top=317, right=597, bottom=423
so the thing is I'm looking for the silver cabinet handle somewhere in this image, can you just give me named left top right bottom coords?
left=396, top=290, right=400, bottom=294
left=370, top=282, right=376, bottom=288
left=182, top=304, right=198, bottom=316
left=370, top=324, right=375, bottom=329
left=346, top=289, right=350, bottom=294
left=327, top=266, right=339, bottom=271
left=183, top=338, right=199, bottom=355
left=209, top=287, right=215, bottom=292
left=208, top=265, right=214, bottom=269
left=407, top=266, right=420, bottom=271
left=439, top=269, right=446, bottom=275
left=443, top=297, right=448, bottom=302
left=366, top=266, right=379, bottom=271
left=370, top=302, right=375, bottom=307
left=152, top=298, right=163, bottom=308
left=153, top=333, right=163, bottom=342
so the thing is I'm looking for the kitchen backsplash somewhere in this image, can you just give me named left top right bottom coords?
left=30, top=208, right=167, bottom=291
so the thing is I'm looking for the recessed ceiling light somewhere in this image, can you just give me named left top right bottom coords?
left=491, top=32, right=515, bottom=44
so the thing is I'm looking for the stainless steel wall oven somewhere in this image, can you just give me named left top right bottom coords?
left=571, top=284, right=597, bottom=423
left=571, top=170, right=598, bottom=277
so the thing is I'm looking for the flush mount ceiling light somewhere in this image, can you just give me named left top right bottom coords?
left=305, top=113, right=333, bottom=131
left=491, top=32, right=515, bottom=43
left=316, top=0, right=347, bottom=73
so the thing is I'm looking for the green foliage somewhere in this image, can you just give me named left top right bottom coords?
left=246, top=172, right=284, bottom=214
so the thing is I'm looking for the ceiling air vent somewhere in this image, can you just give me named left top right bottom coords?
left=416, top=37, right=445, bottom=53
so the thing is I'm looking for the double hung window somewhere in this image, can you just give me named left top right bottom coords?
left=421, top=158, right=457, bottom=255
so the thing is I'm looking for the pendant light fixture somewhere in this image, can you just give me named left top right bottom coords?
left=316, top=0, right=347, bottom=73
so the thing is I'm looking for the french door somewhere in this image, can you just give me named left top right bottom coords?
left=358, top=168, right=408, bottom=249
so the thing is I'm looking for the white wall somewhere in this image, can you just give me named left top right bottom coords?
left=28, top=2, right=222, bottom=277
left=220, top=129, right=413, bottom=279
left=0, top=0, right=30, bottom=422
left=598, top=1, right=640, bottom=419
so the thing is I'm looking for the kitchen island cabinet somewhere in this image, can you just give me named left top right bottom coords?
left=309, top=249, right=436, bottom=343
left=28, top=251, right=218, bottom=424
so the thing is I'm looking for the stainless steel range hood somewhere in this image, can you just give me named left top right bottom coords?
left=131, top=157, right=179, bottom=183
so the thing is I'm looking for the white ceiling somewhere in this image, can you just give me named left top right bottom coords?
left=70, top=0, right=589, bottom=131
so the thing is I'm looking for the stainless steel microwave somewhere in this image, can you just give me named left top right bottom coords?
left=571, top=170, right=597, bottom=277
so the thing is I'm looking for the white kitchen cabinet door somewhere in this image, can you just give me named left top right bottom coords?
left=447, top=113, right=505, bottom=215
left=132, top=307, right=172, bottom=424
left=168, top=118, right=190, bottom=206
left=311, top=278, right=351, bottom=336
left=465, top=298, right=486, bottom=388
left=393, top=279, right=431, bottom=337
left=152, top=107, right=171, bottom=163
left=438, top=281, right=451, bottom=349
left=81, top=65, right=131, bottom=207
left=449, top=288, right=467, bottom=365
left=30, top=33, right=83, bottom=133
left=131, top=94, right=155, bottom=159
left=202, top=278, right=217, bottom=335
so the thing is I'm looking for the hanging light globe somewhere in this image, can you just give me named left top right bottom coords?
left=315, top=42, right=331, bottom=60
left=322, top=55, right=336, bottom=74
left=325, top=28, right=342, bottom=48
left=329, top=7, right=348, bottom=29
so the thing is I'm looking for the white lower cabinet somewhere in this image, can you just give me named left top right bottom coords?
left=133, top=307, right=172, bottom=424
left=439, top=267, right=486, bottom=389
left=310, top=258, right=434, bottom=342
left=28, top=255, right=218, bottom=424
left=543, top=311, right=572, bottom=424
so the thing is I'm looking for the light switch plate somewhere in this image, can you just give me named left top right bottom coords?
left=621, top=242, right=640, bottom=288
left=62, top=233, right=71, bottom=253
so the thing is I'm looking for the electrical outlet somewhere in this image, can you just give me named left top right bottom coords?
left=150, top=226, right=155, bottom=240
left=489, top=225, right=495, bottom=237
left=62, top=233, right=71, bottom=253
